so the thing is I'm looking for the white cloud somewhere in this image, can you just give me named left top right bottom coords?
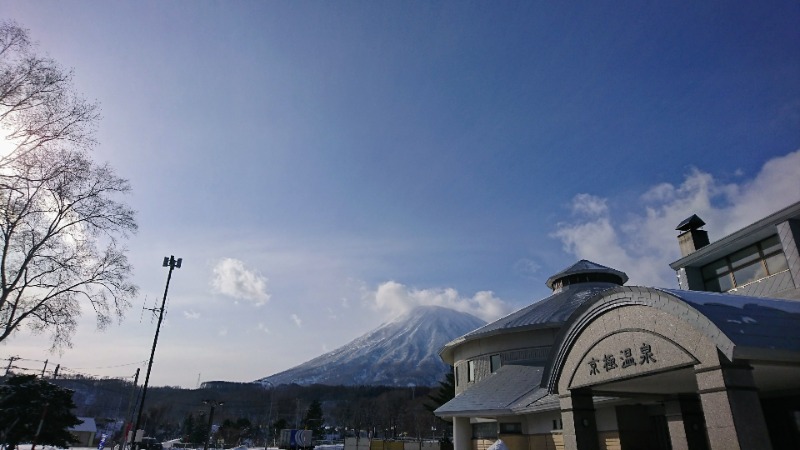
left=553, top=149, right=800, bottom=287
left=257, top=323, right=270, bottom=334
left=291, top=314, right=302, bottom=327
left=364, top=281, right=511, bottom=322
left=571, top=193, right=608, bottom=216
left=513, top=258, right=542, bottom=279
left=211, top=258, right=271, bottom=305
left=327, top=307, right=338, bottom=320
left=183, top=310, right=200, bottom=320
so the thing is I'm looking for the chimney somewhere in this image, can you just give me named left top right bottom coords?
left=676, top=214, right=710, bottom=257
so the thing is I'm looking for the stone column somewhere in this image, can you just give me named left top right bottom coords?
left=695, top=364, right=771, bottom=450
left=559, top=389, right=599, bottom=450
left=452, top=417, right=472, bottom=450
left=665, top=399, right=689, bottom=450
left=665, top=396, right=710, bottom=450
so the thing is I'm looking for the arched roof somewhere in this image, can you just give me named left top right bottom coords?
left=542, top=286, right=800, bottom=392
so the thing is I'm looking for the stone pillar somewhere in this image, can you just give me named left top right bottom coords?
left=665, top=399, right=689, bottom=450
left=559, top=389, right=599, bottom=450
left=665, top=396, right=709, bottom=450
left=777, top=219, right=800, bottom=288
left=695, top=364, right=771, bottom=450
left=452, top=417, right=471, bottom=450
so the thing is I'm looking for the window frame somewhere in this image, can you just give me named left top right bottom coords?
left=499, top=423, right=522, bottom=434
left=701, top=235, right=789, bottom=292
left=490, top=354, right=502, bottom=373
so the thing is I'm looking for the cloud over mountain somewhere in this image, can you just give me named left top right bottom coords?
left=365, top=280, right=511, bottom=323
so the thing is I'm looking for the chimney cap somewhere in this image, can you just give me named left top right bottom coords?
left=676, top=214, right=706, bottom=231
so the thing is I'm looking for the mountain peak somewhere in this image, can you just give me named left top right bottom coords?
left=257, top=306, right=485, bottom=387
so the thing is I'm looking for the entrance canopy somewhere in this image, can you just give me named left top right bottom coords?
left=544, top=286, right=800, bottom=396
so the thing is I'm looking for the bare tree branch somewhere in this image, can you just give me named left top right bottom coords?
left=0, top=21, right=137, bottom=349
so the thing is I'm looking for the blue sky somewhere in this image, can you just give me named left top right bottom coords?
left=2, top=1, right=799, bottom=387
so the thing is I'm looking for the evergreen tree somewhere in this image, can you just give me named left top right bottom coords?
left=424, top=370, right=455, bottom=417
left=272, top=418, right=288, bottom=433
left=188, top=413, right=210, bottom=445
left=0, top=374, right=81, bottom=449
left=301, top=400, right=325, bottom=437
left=181, top=414, right=196, bottom=443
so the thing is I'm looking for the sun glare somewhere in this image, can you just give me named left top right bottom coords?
left=0, top=128, right=19, bottom=159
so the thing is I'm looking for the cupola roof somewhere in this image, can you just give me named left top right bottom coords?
left=545, top=259, right=628, bottom=290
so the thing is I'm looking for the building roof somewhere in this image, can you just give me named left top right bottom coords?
left=543, top=286, right=800, bottom=392
left=544, top=260, right=628, bottom=290
left=439, top=261, right=628, bottom=363
left=661, top=288, right=800, bottom=360
left=434, top=365, right=543, bottom=417
left=439, top=285, right=618, bottom=362
left=70, top=417, right=97, bottom=433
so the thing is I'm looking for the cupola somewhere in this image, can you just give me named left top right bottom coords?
left=545, top=260, right=628, bottom=292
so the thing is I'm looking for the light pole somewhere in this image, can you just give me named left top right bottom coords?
left=203, top=400, right=224, bottom=450
left=132, top=255, right=182, bottom=448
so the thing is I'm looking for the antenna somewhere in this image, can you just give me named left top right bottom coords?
left=144, top=296, right=160, bottom=323
left=138, top=295, right=150, bottom=323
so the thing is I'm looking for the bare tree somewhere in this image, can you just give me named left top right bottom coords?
left=0, top=21, right=137, bottom=348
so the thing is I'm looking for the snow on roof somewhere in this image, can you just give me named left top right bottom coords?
left=435, top=365, right=543, bottom=417
left=663, top=288, right=800, bottom=357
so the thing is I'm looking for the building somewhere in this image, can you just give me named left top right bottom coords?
left=670, top=201, right=800, bottom=300
left=70, top=417, right=98, bottom=446
left=435, top=201, right=800, bottom=450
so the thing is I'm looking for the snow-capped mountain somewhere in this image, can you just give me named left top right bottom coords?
left=256, top=305, right=486, bottom=387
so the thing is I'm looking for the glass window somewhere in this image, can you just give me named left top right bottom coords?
left=732, top=261, right=767, bottom=287
left=455, top=366, right=459, bottom=386
left=467, top=360, right=475, bottom=382
left=728, top=245, right=760, bottom=268
left=700, top=235, right=789, bottom=292
left=761, top=235, right=783, bottom=255
left=704, top=273, right=734, bottom=292
left=499, top=423, right=521, bottom=434
left=472, top=423, right=497, bottom=439
left=490, top=354, right=502, bottom=373
left=702, top=259, right=729, bottom=279
left=766, top=252, right=789, bottom=274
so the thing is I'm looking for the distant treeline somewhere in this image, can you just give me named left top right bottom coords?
left=49, top=376, right=448, bottom=443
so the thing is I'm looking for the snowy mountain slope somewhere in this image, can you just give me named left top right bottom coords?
left=256, top=305, right=486, bottom=387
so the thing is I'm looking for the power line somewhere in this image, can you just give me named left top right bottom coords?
left=1, top=356, right=144, bottom=381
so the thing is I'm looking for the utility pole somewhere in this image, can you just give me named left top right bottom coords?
left=52, top=364, right=60, bottom=379
left=124, top=368, right=140, bottom=449
left=132, top=255, right=182, bottom=449
left=40, top=359, right=48, bottom=377
left=202, top=400, right=223, bottom=450
left=4, top=356, right=18, bottom=376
